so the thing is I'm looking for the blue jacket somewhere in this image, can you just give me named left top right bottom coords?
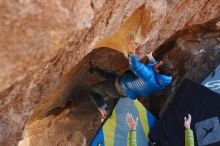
left=118, top=54, right=172, bottom=99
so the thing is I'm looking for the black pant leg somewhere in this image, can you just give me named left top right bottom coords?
left=94, top=67, right=118, bottom=80
left=102, top=79, right=124, bottom=99
left=90, top=81, right=109, bottom=109
left=90, top=79, right=123, bottom=109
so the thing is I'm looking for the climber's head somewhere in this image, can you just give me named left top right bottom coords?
left=154, top=58, right=173, bottom=76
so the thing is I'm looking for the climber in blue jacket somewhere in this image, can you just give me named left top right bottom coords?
left=89, top=35, right=173, bottom=118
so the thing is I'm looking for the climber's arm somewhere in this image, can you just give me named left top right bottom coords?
left=146, top=51, right=156, bottom=62
left=129, top=54, right=152, bottom=80
left=126, top=113, right=138, bottom=146
left=128, top=131, right=137, bottom=146
left=127, top=35, right=152, bottom=80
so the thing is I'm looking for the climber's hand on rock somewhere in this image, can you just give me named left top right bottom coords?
left=145, top=48, right=154, bottom=61
left=147, top=47, right=154, bottom=54
left=127, top=35, right=139, bottom=54
left=146, top=51, right=154, bottom=61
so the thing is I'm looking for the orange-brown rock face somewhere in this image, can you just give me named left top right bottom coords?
left=0, top=0, right=95, bottom=92
left=0, top=0, right=220, bottom=145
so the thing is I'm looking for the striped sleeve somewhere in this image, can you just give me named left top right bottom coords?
left=185, top=129, right=195, bottom=146
left=127, top=130, right=137, bottom=146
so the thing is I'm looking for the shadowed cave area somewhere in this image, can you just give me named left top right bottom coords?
left=18, top=48, right=129, bottom=146
left=19, top=19, right=220, bottom=146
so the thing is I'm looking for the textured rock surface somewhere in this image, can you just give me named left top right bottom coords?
left=19, top=48, right=127, bottom=146
left=0, top=0, right=219, bottom=145
left=0, top=0, right=95, bottom=92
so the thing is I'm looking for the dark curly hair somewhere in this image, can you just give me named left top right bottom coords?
left=158, top=58, right=173, bottom=76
